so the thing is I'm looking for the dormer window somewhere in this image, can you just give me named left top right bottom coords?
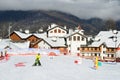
left=62, top=31, right=65, bottom=33
left=58, top=29, right=61, bottom=33
left=54, top=29, right=57, bottom=33
left=50, top=31, right=53, bottom=33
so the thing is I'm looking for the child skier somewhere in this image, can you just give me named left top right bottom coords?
left=93, top=56, right=98, bottom=69
left=33, top=53, right=41, bottom=66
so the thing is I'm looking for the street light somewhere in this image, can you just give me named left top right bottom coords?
left=8, top=25, right=12, bottom=48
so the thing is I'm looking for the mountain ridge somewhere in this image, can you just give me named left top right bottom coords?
left=0, top=10, right=119, bottom=38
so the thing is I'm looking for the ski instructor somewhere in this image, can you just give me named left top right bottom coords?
left=33, top=53, right=41, bottom=66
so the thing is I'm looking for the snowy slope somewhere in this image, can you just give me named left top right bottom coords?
left=0, top=55, right=120, bottom=80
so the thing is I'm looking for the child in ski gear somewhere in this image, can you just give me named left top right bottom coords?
left=33, top=53, right=41, bottom=66
left=93, top=56, right=98, bottom=69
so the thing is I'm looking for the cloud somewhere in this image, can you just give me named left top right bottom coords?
left=0, top=0, right=120, bottom=20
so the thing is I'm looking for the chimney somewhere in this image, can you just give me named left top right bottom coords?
left=25, top=30, right=29, bottom=34
left=64, top=26, right=67, bottom=29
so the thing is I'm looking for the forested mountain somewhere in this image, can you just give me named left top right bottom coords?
left=0, top=10, right=120, bottom=38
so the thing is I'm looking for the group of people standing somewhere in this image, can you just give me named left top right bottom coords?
left=0, top=50, right=9, bottom=60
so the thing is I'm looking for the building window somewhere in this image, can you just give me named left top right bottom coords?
left=98, top=48, right=100, bottom=50
left=110, top=49, right=112, bottom=52
left=111, top=48, right=114, bottom=51
left=77, top=36, right=80, bottom=41
left=89, top=48, right=91, bottom=50
left=95, top=47, right=97, bottom=51
left=91, top=53, right=93, bottom=56
left=91, top=48, right=93, bottom=51
left=81, top=37, right=84, bottom=41
left=103, top=51, right=105, bottom=54
left=32, top=39, right=34, bottom=42
left=82, top=48, right=84, bottom=50
left=62, top=31, right=65, bottom=33
left=98, top=53, right=100, bottom=56
left=73, top=36, right=76, bottom=41
left=54, top=29, right=57, bottom=33
left=69, top=37, right=72, bottom=41
left=50, top=31, right=53, bottom=33
left=82, top=53, right=84, bottom=56
left=58, top=29, right=61, bottom=33
left=108, top=54, right=109, bottom=57
left=95, top=53, right=97, bottom=56
left=111, top=54, right=114, bottom=58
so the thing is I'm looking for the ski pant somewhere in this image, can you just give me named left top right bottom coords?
left=33, top=59, right=41, bottom=66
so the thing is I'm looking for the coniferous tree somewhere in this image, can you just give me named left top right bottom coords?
left=105, top=19, right=116, bottom=30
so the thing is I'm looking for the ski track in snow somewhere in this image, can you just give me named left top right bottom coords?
left=0, top=55, right=120, bottom=80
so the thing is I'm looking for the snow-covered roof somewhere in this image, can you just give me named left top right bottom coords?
left=33, top=32, right=47, bottom=39
left=11, top=31, right=66, bottom=48
left=47, top=24, right=68, bottom=32
left=0, top=39, right=30, bottom=50
left=90, top=30, right=120, bottom=48
left=13, top=31, right=32, bottom=39
left=65, top=30, right=87, bottom=38
left=42, top=37, right=67, bottom=47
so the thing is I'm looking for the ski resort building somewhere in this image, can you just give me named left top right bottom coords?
left=1, top=23, right=120, bottom=61
left=9, top=23, right=88, bottom=55
left=80, top=30, right=120, bottom=61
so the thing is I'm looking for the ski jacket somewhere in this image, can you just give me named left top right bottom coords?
left=36, top=54, right=41, bottom=60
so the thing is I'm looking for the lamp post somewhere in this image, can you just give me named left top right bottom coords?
left=112, top=30, right=118, bottom=63
left=8, top=25, right=12, bottom=47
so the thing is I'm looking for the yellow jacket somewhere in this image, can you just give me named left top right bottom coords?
left=36, top=54, right=41, bottom=60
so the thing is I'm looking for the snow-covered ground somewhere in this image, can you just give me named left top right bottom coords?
left=0, top=55, right=120, bottom=80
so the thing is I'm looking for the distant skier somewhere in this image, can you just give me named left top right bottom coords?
left=93, top=56, right=98, bottom=70
left=33, top=53, right=41, bottom=66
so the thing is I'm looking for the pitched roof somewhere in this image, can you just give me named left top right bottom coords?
left=47, top=25, right=68, bottom=32
left=42, top=37, right=67, bottom=47
left=33, top=32, right=47, bottom=39
left=12, top=31, right=32, bottom=39
left=65, top=30, right=87, bottom=38
left=0, top=39, right=30, bottom=50
left=90, top=30, right=120, bottom=48
left=10, top=31, right=67, bottom=48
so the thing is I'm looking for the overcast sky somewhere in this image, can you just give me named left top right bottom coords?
left=0, top=0, right=120, bottom=20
